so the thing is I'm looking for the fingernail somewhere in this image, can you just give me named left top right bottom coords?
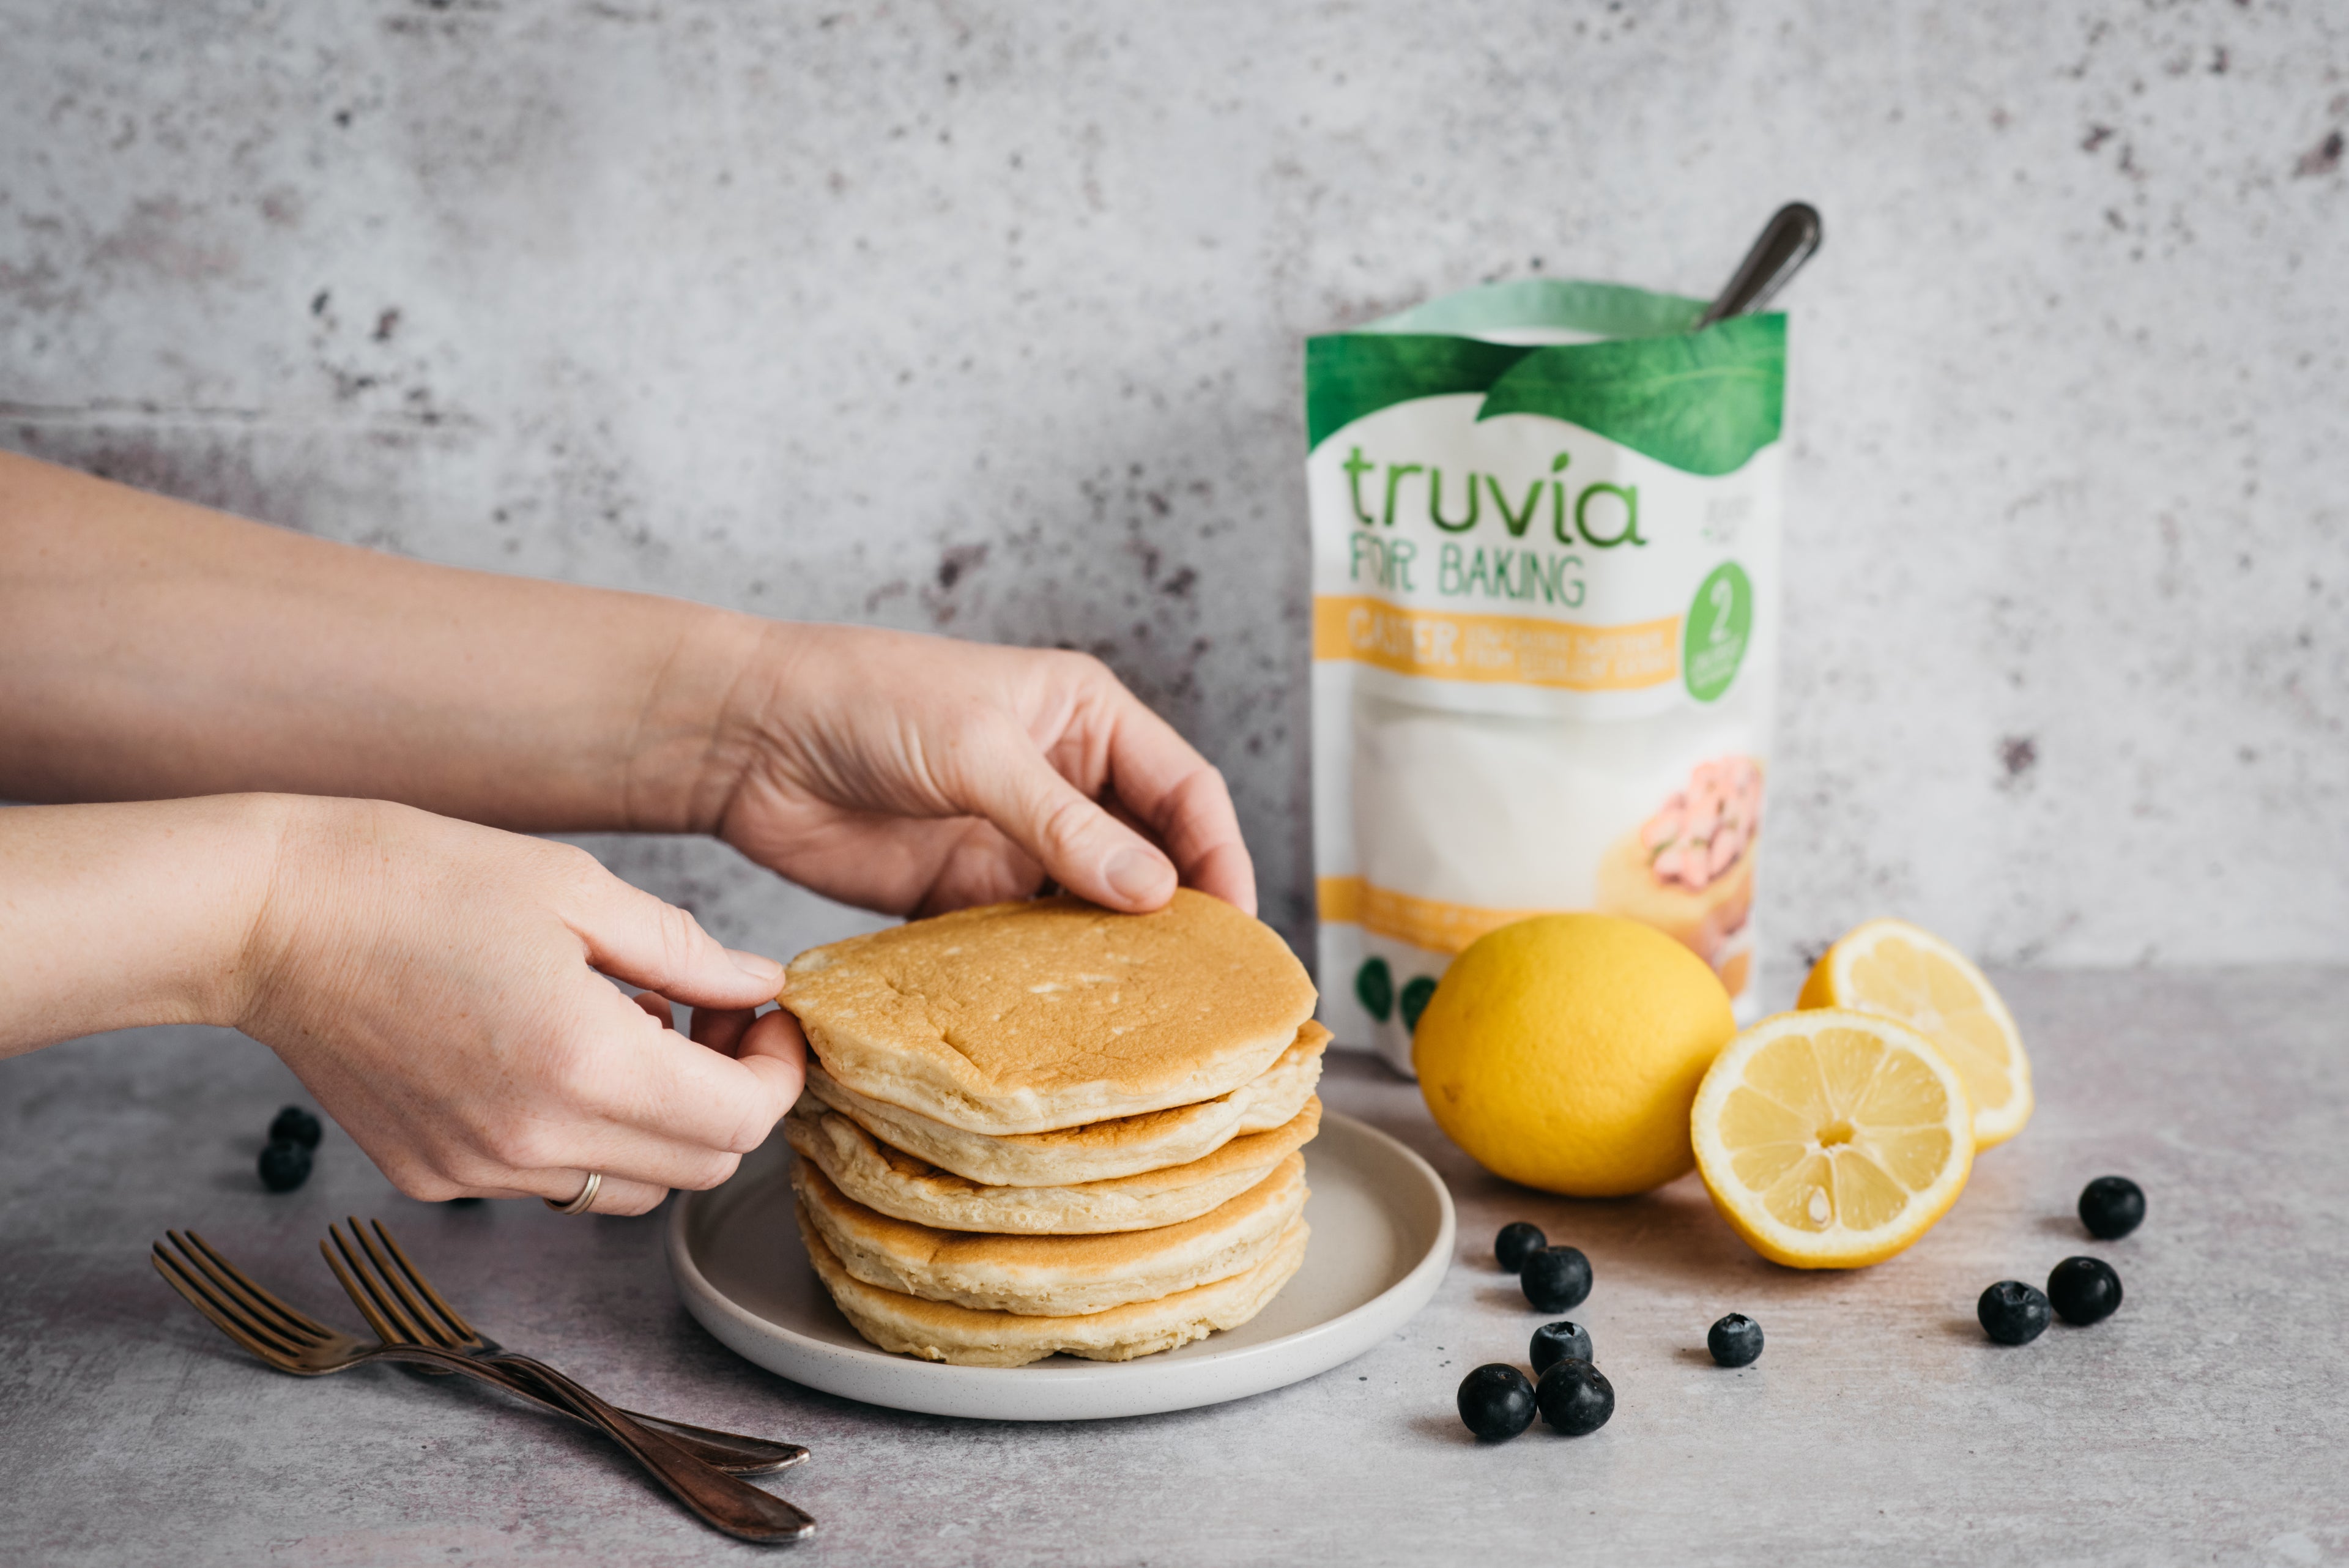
left=1104, top=847, right=1171, bottom=905
left=729, top=949, right=784, bottom=984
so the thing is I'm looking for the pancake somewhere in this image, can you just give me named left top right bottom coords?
left=801, top=1022, right=1328, bottom=1187
left=786, top=1093, right=1321, bottom=1235
left=800, top=1208, right=1310, bottom=1367
left=782, top=890, right=1317, bottom=1134
left=789, top=1153, right=1308, bottom=1317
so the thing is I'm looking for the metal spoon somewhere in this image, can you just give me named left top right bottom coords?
left=1694, top=203, right=1823, bottom=328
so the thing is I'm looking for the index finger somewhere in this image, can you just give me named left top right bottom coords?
left=1083, top=683, right=1257, bottom=916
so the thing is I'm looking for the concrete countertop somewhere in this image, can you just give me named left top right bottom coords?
left=4, top=967, right=2344, bottom=1566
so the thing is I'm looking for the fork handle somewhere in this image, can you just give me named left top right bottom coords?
left=368, top=1347, right=804, bottom=1476
left=486, top=1358, right=816, bottom=1542
left=488, top=1354, right=807, bottom=1476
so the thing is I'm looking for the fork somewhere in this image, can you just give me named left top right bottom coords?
left=150, top=1227, right=801, bottom=1474
left=318, top=1217, right=807, bottom=1478
left=152, top=1231, right=814, bottom=1544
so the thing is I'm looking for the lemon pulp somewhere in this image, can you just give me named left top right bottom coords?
left=1693, top=1009, right=1973, bottom=1269
left=1799, top=918, right=2033, bottom=1148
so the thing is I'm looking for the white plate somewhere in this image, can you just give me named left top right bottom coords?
left=666, top=1111, right=1455, bottom=1421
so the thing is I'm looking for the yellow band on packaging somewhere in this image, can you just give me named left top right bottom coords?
left=1312, top=596, right=1680, bottom=692
left=1316, top=876, right=1556, bottom=957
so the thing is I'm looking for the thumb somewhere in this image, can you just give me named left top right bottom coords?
left=948, top=724, right=1176, bottom=912
left=566, top=872, right=785, bottom=1007
left=735, top=1008, right=809, bottom=1110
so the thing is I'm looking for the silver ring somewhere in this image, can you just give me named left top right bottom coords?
left=545, top=1170, right=603, bottom=1215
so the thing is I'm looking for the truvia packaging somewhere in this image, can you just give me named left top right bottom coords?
left=1306, top=279, right=1786, bottom=1074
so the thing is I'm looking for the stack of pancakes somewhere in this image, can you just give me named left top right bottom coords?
left=778, top=890, right=1325, bottom=1367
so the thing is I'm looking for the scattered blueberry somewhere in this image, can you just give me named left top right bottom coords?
left=257, top=1139, right=312, bottom=1193
left=1496, top=1222, right=1547, bottom=1273
left=269, top=1105, right=322, bottom=1150
left=1457, top=1363, right=1537, bottom=1440
left=1529, top=1321, right=1593, bottom=1375
left=2047, top=1257, right=2123, bottom=1325
left=1534, top=1359, right=1614, bottom=1435
left=1520, top=1247, right=1593, bottom=1312
left=2077, top=1176, right=2145, bottom=1241
left=1976, top=1280, right=2052, bottom=1345
left=1707, top=1313, right=1764, bottom=1367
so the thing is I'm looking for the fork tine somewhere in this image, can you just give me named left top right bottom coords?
left=368, top=1219, right=481, bottom=1345
left=168, top=1232, right=328, bottom=1349
left=152, top=1246, right=306, bottom=1365
left=328, top=1220, right=434, bottom=1345
left=176, top=1230, right=334, bottom=1343
left=348, top=1216, right=462, bottom=1349
left=317, top=1236, right=404, bottom=1344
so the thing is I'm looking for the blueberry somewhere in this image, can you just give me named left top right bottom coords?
left=1976, top=1280, right=2052, bottom=1345
left=269, top=1105, right=322, bottom=1150
left=2077, top=1176, right=2145, bottom=1241
left=1520, top=1246, right=1592, bottom=1312
left=1534, top=1358, right=1614, bottom=1436
left=257, top=1139, right=312, bottom=1193
left=1707, top=1313, right=1764, bottom=1367
left=1529, top=1321, right=1593, bottom=1375
left=1456, top=1362, right=1537, bottom=1440
left=1496, top=1222, right=1547, bottom=1273
left=2047, top=1256, right=2123, bottom=1325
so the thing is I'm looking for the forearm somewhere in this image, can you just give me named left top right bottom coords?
left=0, top=795, right=294, bottom=1055
left=0, top=452, right=763, bottom=833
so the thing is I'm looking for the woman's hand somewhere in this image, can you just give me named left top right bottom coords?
left=236, top=797, right=806, bottom=1214
left=703, top=624, right=1256, bottom=920
left=0, top=457, right=1256, bottom=927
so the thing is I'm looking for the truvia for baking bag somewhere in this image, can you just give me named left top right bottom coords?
left=1306, top=279, right=1786, bottom=1074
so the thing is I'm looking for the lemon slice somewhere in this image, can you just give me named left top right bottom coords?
left=1798, top=918, right=2033, bottom=1148
left=1691, top=1009, right=1973, bottom=1269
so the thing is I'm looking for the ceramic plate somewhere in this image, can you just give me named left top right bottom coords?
left=667, top=1110, right=1454, bottom=1421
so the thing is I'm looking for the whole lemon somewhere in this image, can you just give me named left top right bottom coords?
left=1412, top=914, right=1736, bottom=1197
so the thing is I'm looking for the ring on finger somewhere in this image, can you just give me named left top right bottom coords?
left=545, top=1170, right=603, bottom=1215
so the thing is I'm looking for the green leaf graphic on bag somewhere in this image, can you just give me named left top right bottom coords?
left=1354, top=957, right=1395, bottom=1022
left=1305, top=336, right=1536, bottom=454
left=1477, top=316, right=1784, bottom=477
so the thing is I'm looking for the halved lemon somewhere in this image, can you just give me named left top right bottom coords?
left=1798, top=918, right=2033, bottom=1148
left=1691, top=1009, right=1973, bottom=1269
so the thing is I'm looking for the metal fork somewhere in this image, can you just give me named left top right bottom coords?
left=318, top=1217, right=807, bottom=1477
left=150, top=1227, right=800, bottom=1474
left=152, top=1230, right=814, bottom=1544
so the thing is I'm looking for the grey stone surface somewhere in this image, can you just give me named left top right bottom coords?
left=1, top=2, right=2343, bottom=981
left=2, top=967, right=2343, bottom=1566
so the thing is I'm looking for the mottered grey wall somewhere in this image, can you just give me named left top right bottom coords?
left=5, top=1, right=2343, bottom=992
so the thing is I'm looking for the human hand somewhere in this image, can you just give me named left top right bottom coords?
left=237, top=797, right=804, bottom=1213
left=705, top=625, right=1256, bottom=919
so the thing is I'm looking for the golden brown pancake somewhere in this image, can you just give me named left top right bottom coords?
left=799, top=1023, right=1327, bottom=1187
left=781, top=890, right=1317, bottom=1134
left=799, top=1208, right=1309, bottom=1367
left=789, top=1153, right=1307, bottom=1317
left=785, top=1094, right=1319, bottom=1235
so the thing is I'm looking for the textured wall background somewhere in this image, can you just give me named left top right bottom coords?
left=4, top=0, right=2343, bottom=988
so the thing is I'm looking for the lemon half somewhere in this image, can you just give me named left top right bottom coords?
left=1691, top=1009, right=1973, bottom=1269
left=1798, top=918, right=2033, bottom=1148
